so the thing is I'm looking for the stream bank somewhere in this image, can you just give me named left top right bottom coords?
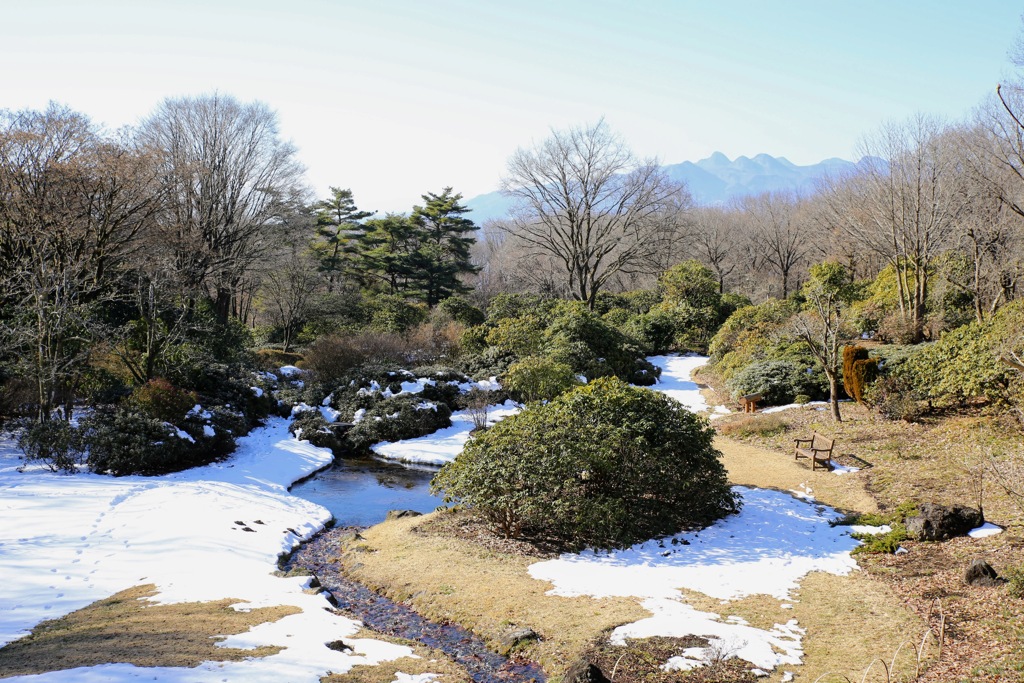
left=285, top=526, right=546, bottom=683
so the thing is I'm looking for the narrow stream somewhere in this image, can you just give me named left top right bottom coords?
left=288, top=457, right=546, bottom=683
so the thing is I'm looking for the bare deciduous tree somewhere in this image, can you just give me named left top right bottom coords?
left=821, top=115, right=965, bottom=341
left=742, top=191, right=812, bottom=299
left=0, top=104, right=162, bottom=419
left=690, top=207, right=738, bottom=294
left=138, top=94, right=306, bottom=325
left=500, top=120, right=687, bottom=309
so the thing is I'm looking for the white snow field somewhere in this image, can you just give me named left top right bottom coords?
left=0, top=418, right=425, bottom=682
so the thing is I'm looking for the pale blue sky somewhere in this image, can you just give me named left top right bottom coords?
left=2, top=1, right=1021, bottom=213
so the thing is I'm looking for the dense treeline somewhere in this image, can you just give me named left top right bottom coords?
left=481, top=102, right=1024, bottom=348
left=7, top=66, right=1024, bottom=475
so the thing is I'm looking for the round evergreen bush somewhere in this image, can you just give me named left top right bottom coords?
left=432, top=377, right=739, bottom=550
left=502, top=356, right=580, bottom=403
left=727, top=359, right=823, bottom=405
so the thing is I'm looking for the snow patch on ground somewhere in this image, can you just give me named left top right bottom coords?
left=761, top=401, right=828, bottom=414
left=529, top=487, right=864, bottom=674
left=0, top=418, right=420, bottom=681
left=968, top=522, right=1003, bottom=538
left=278, top=365, right=302, bottom=378
left=371, top=401, right=521, bottom=466
left=646, top=354, right=718, bottom=415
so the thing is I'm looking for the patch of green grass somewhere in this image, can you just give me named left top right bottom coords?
left=851, top=524, right=910, bottom=555
left=832, top=500, right=919, bottom=529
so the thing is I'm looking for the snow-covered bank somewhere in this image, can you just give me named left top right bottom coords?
left=0, top=418, right=420, bottom=681
left=371, top=400, right=520, bottom=465
left=529, top=487, right=863, bottom=674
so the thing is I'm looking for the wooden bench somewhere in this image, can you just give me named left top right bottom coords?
left=794, top=432, right=835, bottom=471
left=739, top=392, right=762, bottom=413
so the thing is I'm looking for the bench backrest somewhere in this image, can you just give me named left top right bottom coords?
left=812, top=432, right=834, bottom=451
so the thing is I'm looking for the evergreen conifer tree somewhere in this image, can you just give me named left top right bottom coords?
left=408, top=187, right=480, bottom=307
left=311, top=187, right=372, bottom=292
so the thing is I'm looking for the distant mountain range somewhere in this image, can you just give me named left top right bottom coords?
left=465, top=152, right=874, bottom=224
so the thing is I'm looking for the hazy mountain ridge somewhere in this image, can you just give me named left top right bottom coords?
left=465, top=152, right=875, bottom=223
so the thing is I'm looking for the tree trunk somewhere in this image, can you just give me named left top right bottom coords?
left=828, top=373, right=843, bottom=423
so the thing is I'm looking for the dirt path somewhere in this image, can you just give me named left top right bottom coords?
left=715, top=435, right=879, bottom=514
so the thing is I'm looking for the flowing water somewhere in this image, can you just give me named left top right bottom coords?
left=289, top=457, right=546, bottom=683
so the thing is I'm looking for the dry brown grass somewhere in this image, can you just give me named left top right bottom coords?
left=715, top=401, right=1024, bottom=681
left=335, top=514, right=650, bottom=675
left=0, top=585, right=299, bottom=679
left=715, top=402, right=1024, bottom=527
left=714, top=434, right=879, bottom=514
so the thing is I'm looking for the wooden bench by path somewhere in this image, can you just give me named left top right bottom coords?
left=739, top=392, right=762, bottom=413
left=794, top=432, right=835, bottom=471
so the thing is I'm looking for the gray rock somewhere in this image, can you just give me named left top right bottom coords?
left=905, top=503, right=983, bottom=541
left=964, top=559, right=1006, bottom=587
left=385, top=509, right=423, bottom=521
left=497, top=626, right=538, bottom=655
left=563, top=658, right=610, bottom=683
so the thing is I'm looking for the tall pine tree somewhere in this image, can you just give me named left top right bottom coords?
left=311, top=187, right=372, bottom=292
left=351, top=214, right=420, bottom=295
left=409, top=188, right=480, bottom=307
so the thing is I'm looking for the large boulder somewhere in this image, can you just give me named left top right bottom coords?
left=905, top=503, right=983, bottom=541
left=963, top=559, right=1006, bottom=587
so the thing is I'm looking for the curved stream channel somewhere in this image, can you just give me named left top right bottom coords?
left=288, top=456, right=546, bottom=683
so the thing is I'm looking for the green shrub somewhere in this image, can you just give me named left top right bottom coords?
left=344, top=395, right=453, bottom=452
left=794, top=394, right=811, bottom=404
left=486, top=293, right=559, bottom=323
left=82, top=408, right=196, bottom=476
left=17, top=419, right=85, bottom=473
left=659, top=260, right=722, bottom=310
left=432, top=377, right=739, bottom=550
left=289, top=409, right=344, bottom=452
left=906, top=322, right=1011, bottom=408
left=485, top=316, right=547, bottom=359
left=367, top=295, right=428, bottom=334
left=545, top=306, right=659, bottom=385
left=131, top=378, right=198, bottom=423
left=502, top=356, right=581, bottom=403
left=727, top=359, right=823, bottom=405
left=621, top=311, right=677, bottom=355
left=437, top=296, right=486, bottom=327
left=594, top=289, right=661, bottom=316
left=707, top=299, right=799, bottom=377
